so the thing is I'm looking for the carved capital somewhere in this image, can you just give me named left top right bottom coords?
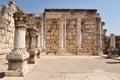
left=14, top=10, right=27, bottom=28
left=27, top=28, right=39, bottom=36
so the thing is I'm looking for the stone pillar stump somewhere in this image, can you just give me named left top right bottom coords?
left=107, top=34, right=118, bottom=58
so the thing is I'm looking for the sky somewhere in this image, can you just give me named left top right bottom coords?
left=0, top=0, right=120, bottom=35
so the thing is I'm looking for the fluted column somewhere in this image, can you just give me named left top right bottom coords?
left=6, top=11, right=29, bottom=76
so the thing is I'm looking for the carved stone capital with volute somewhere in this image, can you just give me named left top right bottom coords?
left=14, top=10, right=27, bottom=28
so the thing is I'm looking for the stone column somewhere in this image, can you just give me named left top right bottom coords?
left=27, top=28, right=38, bottom=63
left=107, top=34, right=118, bottom=58
left=77, top=18, right=82, bottom=54
left=58, top=18, right=66, bottom=54
left=93, top=17, right=103, bottom=55
left=41, top=19, right=44, bottom=51
left=6, top=11, right=29, bottom=76
left=110, top=34, right=115, bottom=48
left=64, top=18, right=67, bottom=53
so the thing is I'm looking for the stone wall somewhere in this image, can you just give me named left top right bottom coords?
left=45, top=9, right=106, bottom=55
left=0, top=1, right=108, bottom=57
left=66, top=18, right=77, bottom=53
left=45, top=18, right=60, bottom=53
left=0, top=1, right=17, bottom=59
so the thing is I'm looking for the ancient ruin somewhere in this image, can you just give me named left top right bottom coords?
left=0, top=1, right=119, bottom=77
left=45, top=9, right=106, bottom=55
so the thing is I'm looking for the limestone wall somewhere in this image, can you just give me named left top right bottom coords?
left=45, top=18, right=60, bottom=53
left=0, top=1, right=17, bottom=59
left=66, top=18, right=77, bottom=53
left=45, top=9, right=106, bottom=55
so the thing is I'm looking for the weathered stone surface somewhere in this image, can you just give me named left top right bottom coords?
left=107, top=34, right=119, bottom=58
left=0, top=2, right=108, bottom=57
left=45, top=9, right=106, bottom=55
left=27, top=28, right=39, bottom=63
left=6, top=10, right=29, bottom=76
left=0, top=1, right=17, bottom=58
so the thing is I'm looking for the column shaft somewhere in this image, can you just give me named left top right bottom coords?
left=14, top=28, right=25, bottom=48
left=77, top=18, right=82, bottom=49
left=110, top=34, right=115, bottom=48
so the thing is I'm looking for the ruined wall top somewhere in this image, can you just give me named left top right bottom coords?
left=44, top=9, right=100, bottom=19
left=45, top=9, right=97, bottom=12
left=0, top=1, right=22, bottom=17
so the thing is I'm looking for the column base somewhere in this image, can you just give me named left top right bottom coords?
left=92, top=49, right=103, bottom=55
left=76, top=48, right=83, bottom=55
left=93, top=50, right=103, bottom=55
left=107, top=48, right=119, bottom=58
left=57, top=48, right=66, bottom=55
left=6, top=48, right=29, bottom=77
left=27, top=48, right=38, bottom=64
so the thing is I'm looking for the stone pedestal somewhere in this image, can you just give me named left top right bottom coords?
left=27, top=48, right=38, bottom=63
left=107, top=34, right=118, bottom=58
left=107, top=48, right=118, bottom=58
left=6, top=10, right=29, bottom=76
left=27, top=28, right=38, bottom=64
left=6, top=49, right=29, bottom=76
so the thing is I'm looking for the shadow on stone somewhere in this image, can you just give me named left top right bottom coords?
left=0, top=72, right=5, bottom=78
left=106, top=62, right=120, bottom=64
left=96, top=57, right=106, bottom=59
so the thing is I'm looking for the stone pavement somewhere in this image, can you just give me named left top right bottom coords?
left=0, top=55, right=120, bottom=80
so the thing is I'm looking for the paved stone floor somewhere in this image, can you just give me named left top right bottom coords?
left=1, top=55, right=120, bottom=80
